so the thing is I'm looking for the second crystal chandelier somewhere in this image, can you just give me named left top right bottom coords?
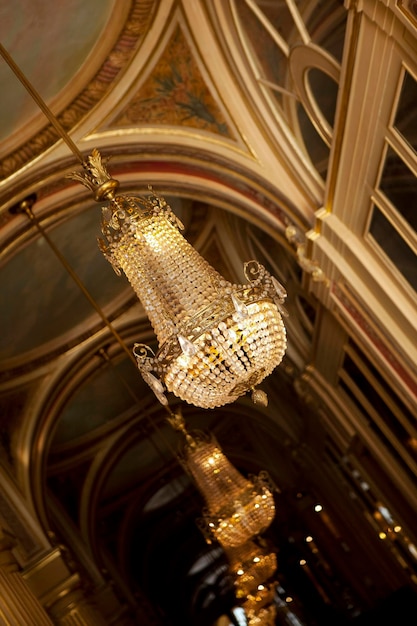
left=169, top=410, right=276, bottom=549
left=71, top=150, right=287, bottom=409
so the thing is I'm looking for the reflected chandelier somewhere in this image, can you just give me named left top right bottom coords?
left=169, top=412, right=276, bottom=548
left=71, top=150, right=288, bottom=409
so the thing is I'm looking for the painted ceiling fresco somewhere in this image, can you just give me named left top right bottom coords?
left=113, top=26, right=233, bottom=137
left=0, top=0, right=116, bottom=147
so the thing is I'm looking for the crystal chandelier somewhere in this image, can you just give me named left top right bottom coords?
left=0, top=43, right=287, bottom=410
left=169, top=412, right=275, bottom=548
left=246, top=603, right=277, bottom=626
left=226, top=540, right=277, bottom=599
left=70, top=150, right=287, bottom=409
left=242, top=582, right=277, bottom=617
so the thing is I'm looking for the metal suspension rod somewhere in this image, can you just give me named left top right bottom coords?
left=0, top=42, right=84, bottom=164
left=0, top=44, right=137, bottom=364
left=2, top=42, right=182, bottom=445
left=20, top=198, right=137, bottom=368
left=22, top=200, right=182, bottom=461
left=99, top=348, right=185, bottom=469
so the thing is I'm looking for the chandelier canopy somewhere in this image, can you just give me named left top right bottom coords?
left=71, top=150, right=287, bottom=409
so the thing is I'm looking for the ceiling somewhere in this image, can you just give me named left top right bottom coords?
left=0, top=1, right=417, bottom=624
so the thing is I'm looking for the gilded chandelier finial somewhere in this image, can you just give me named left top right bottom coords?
left=68, top=149, right=120, bottom=201
left=166, top=408, right=196, bottom=448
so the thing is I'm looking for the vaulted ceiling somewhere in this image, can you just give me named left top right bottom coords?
left=0, top=1, right=417, bottom=625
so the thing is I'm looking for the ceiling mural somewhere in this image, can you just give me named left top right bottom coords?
left=0, top=0, right=116, bottom=144
left=112, top=25, right=233, bottom=138
left=0, top=205, right=130, bottom=363
left=0, top=1, right=417, bottom=625
left=0, top=0, right=155, bottom=178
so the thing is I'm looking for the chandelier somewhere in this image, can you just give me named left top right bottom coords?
left=70, top=150, right=288, bottom=409
left=242, top=582, right=277, bottom=616
left=226, top=540, right=277, bottom=599
left=226, top=540, right=278, bottom=625
left=246, top=604, right=277, bottom=626
left=0, top=44, right=287, bottom=409
left=1, top=36, right=284, bottom=626
left=169, top=412, right=275, bottom=548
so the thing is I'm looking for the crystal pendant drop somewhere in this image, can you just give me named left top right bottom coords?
left=141, top=370, right=168, bottom=405
left=251, top=388, right=268, bottom=407
left=231, top=293, right=249, bottom=319
left=178, top=334, right=198, bottom=357
left=271, top=275, right=286, bottom=300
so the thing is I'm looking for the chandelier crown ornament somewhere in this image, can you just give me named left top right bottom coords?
left=69, top=149, right=120, bottom=201
left=70, top=150, right=288, bottom=409
left=166, top=408, right=197, bottom=448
